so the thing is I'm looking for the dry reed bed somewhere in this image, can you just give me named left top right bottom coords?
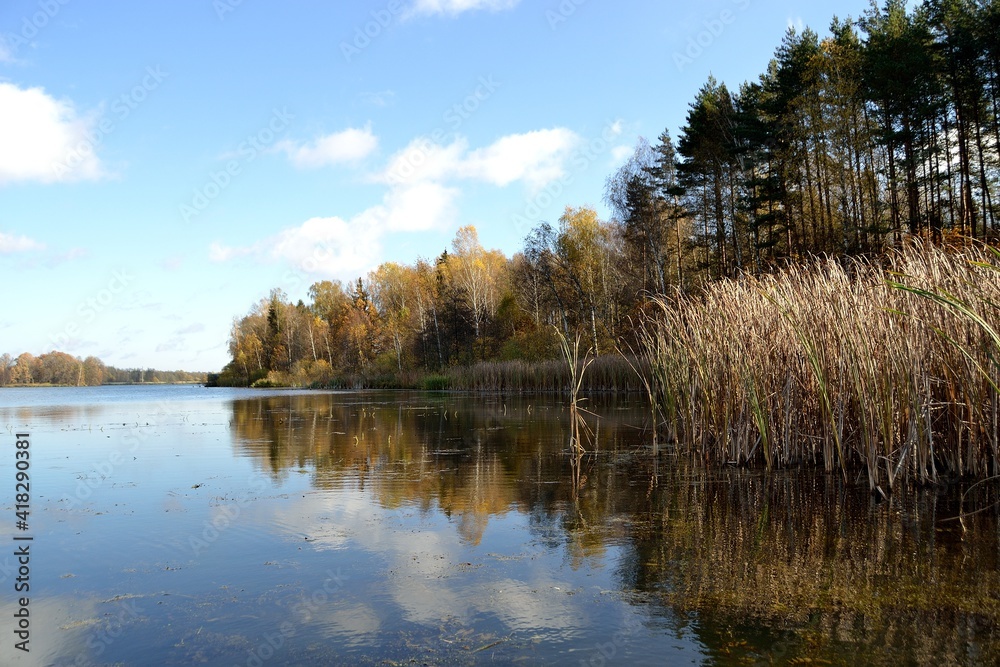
left=444, top=355, right=646, bottom=393
left=640, top=242, right=1000, bottom=489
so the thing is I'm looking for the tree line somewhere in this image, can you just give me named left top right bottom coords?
left=0, top=351, right=207, bottom=386
left=219, top=0, right=1000, bottom=387
left=627, top=0, right=1000, bottom=284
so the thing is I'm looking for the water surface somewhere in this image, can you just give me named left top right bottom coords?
left=1, top=386, right=997, bottom=665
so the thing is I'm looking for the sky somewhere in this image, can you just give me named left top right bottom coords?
left=0, top=0, right=878, bottom=372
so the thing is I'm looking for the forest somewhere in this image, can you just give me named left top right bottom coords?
left=0, top=351, right=207, bottom=386
left=217, top=0, right=1000, bottom=390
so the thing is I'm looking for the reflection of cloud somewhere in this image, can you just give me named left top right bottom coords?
left=267, top=490, right=583, bottom=632
left=0, top=595, right=144, bottom=667
left=272, top=492, right=467, bottom=623
left=322, top=602, right=382, bottom=641
left=489, top=578, right=583, bottom=633
left=269, top=491, right=364, bottom=550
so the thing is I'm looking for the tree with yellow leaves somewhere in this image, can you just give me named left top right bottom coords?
left=447, top=225, right=508, bottom=357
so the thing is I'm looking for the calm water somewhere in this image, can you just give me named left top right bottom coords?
left=0, top=385, right=998, bottom=666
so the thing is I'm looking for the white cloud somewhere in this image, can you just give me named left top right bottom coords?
left=0, top=231, right=45, bottom=253
left=381, top=182, right=460, bottom=232
left=214, top=127, right=578, bottom=278
left=463, top=128, right=578, bottom=188
left=275, top=125, right=378, bottom=169
left=210, top=182, right=460, bottom=279
left=408, top=0, right=521, bottom=17
left=378, top=128, right=580, bottom=190
left=0, top=83, right=104, bottom=185
left=209, top=242, right=254, bottom=263
left=381, top=136, right=469, bottom=186
left=270, top=215, right=382, bottom=276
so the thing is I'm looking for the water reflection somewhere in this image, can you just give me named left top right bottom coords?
left=228, top=391, right=1000, bottom=664
left=230, top=393, right=642, bottom=547
left=5, top=386, right=999, bottom=664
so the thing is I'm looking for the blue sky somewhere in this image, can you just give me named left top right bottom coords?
left=1, top=0, right=877, bottom=371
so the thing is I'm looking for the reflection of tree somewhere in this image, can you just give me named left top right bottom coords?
left=229, top=393, right=641, bottom=547
left=619, top=462, right=1000, bottom=663
left=228, top=392, right=1000, bottom=663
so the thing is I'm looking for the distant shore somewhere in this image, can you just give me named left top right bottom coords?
left=1, top=381, right=206, bottom=388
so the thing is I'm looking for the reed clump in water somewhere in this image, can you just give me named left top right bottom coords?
left=555, top=328, right=595, bottom=493
left=639, top=241, right=1000, bottom=490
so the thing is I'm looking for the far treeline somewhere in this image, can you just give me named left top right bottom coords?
left=217, top=0, right=1000, bottom=391
left=0, top=351, right=207, bottom=387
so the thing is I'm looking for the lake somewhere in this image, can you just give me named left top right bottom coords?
left=1, top=385, right=998, bottom=665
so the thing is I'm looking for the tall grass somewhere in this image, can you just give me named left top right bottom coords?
left=638, top=241, right=1000, bottom=489
left=304, top=355, right=643, bottom=392
left=441, top=355, right=645, bottom=393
